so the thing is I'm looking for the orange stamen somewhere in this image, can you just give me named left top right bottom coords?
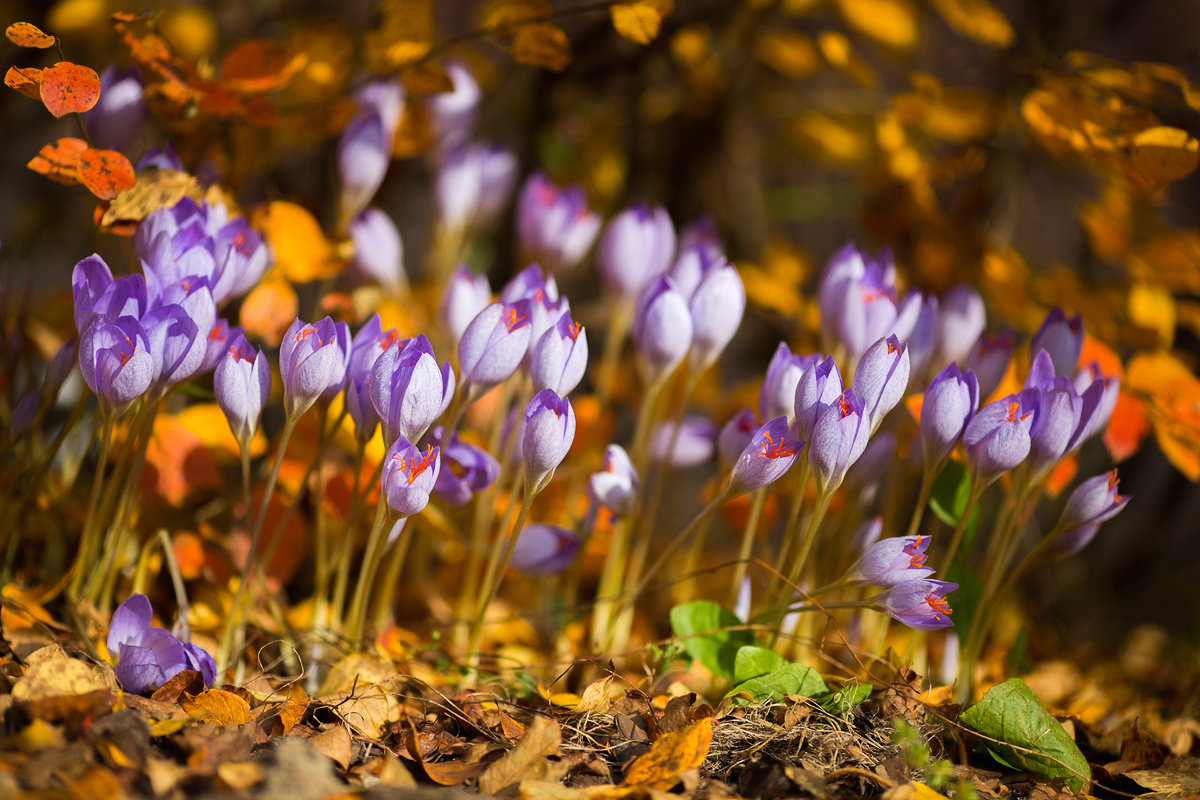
left=565, top=321, right=582, bottom=342
left=502, top=307, right=529, bottom=332
left=380, top=330, right=399, bottom=350
left=887, top=339, right=897, bottom=354
left=394, top=444, right=437, bottom=484
left=904, top=535, right=926, bottom=568
left=759, top=430, right=799, bottom=459
left=925, top=593, right=953, bottom=618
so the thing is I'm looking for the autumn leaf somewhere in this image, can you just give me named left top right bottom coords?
left=611, top=1, right=673, bottom=46
left=220, top=39, right=305, bottom=93
left=513, top=23, right=572, bottom=72
left=39, top=61, right=100, bottom=117
left=179, top=689, right=252, bottom=726
left=6, top=21, right=56, bottom=48
left=5, top=65, right=44, bottom=101
left=78, top=148, right=136, bottom=200
left=1131, top=126, right=1200, bottom=185
left=256, top=200, right=337, bottom=283
left=834, top=0, right=918, bottom=50
left=240, top=277, right=299, bottom=346
left=99, top=167, right=202, bottom=229
left=1127, top=351, right=1200, bottom=480
left=26, top=137, right=88, bottom=185
left=928, top=0, right=1014, bottom=48
left=621, top=717, right=713, bottom=790
left=365, top=0, right=435, bottom=72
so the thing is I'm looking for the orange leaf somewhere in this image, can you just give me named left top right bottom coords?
left=5, top=65, right=43, bottom=101
left=179, top=689, right=252, bottom=725
left=220, top=39, right=304, bottom=93
left=26, top=137, right=88, bottom=185
left=240, top=278, right=299, bottom=346
left=78, top=148, right=136, bottom=200
left=172, top=532, right=206, bottom=580
left=6, top=21, right=56, bottom=48
left=1104, top=390, right=1150, bottom=463
left=622, top=717, right=713, bottom=790
left=256, top=200, right=336, bottom=283
left=143, top=413, right=223, bottom=506
left=39, top=61, right=100, bottom=117
left=512, top=23, right=571, bottom=72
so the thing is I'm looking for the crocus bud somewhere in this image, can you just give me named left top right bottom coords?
left=212, top=217, right=269, bottom=304
left=650, top=416, right=717, bottom=467
left=429, top=61, right=480, bottom=148
left=1049, top=469, right=1129, bottom=556
left=73, top=254, right=148, bottom=335
left=964, top=330, right=1014, bottom=402
left=588, top=444, right=639, bottom=520
left=86, top=66, right=146, bottom=150
left=523, top=389, right=576, bottom=492
left=350, top=208, right=406, bottom=295
left=1065, top=362, right=1119, bottom=453
left=896, top=293, right=938, bottom=385
left=817, top=243, right=900, bottom=367
left=214, top=335, right=270, bottom=447
left=531, top=312, right=588, bottom=396
left=79, top=316, right=154, bottom=416
left=933, top=284, right=986, bottom=368
left=875, top=578, right=957, bottom=630
left=688, top=258, right=745, bottom=372
left=670, top=235, right=725, bottom=299
left=853, top=334, right=910, bottom=433
left=137, top=143, right=183, bottom=171
left=516, top=173, right=602, bottom=273
left=761, top=343, right=816, bottom=424
left=1030, top=307, right=1083, bottom=376
left=458, top=301, right=532, bottom=395
left=436, top=144, right=518, bottom=232
left=440, top=266, right=491, bottom=346
left=632, top=276, right=692, bottom=385
left=198, top=319, right=244, bottom=373
left=370, top=334, right=455, bottom=444
left=794, top=356, right=842, bottom=445
left=509, top=524, right=581, bottom=575
left=381, top=437, right=440, bottom=517
left=728, top=416, right=802, bottom=497
left=851, top=516, right=884, bottom=554
left=280, top=316, right=351, bottom=419
left=429, top=427, right=499, bottom=506
left=847, top=535, right=934, bottom=587
left=142, top=304, right=202, bottom=392
left=718, top=408, right=760, bottom=468
left=345, top=315, right=399, bottom=443
left=809, top=388, right=872, bottom=495
left=597, top=204, right=676, bottom=299
left=355, top=80, right=405, bottom=136
left=920, top=363, right=979, bottom=475
left=337, top=110, right=391, bottom=228
left=962, top=388, right=1038, bottom=489
left=1026, top=376, right=1082, bottom=479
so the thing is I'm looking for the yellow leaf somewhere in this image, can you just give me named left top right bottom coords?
left=158, top=6, right=219, bottom=63
left=928, top=0, right=1014, bottom=48
left=365, top=0, right=435, bottom=71
left=790, top=112, right=871, bottom=162
left=1131, top=126, right=1200, bottom=185
left=816, top=32, right=877, bottom=87
left=1127, top=351, right=1200, bottom=481
left=621, top=717, right=713, bottom=790
left=483, top=0, right=552, bottom=29
left=755, top=30, right=821, bottom=79
left=834, top=0, right=918, bottom=51
left=258, top=201, right=336, bottom=283
left=572, top=676, right=615, bottom=714
left=100, top=168, right=202, bottom=229
left=512, top=23, right=572, bottom=71
left=611, top=1, right=673, bottom=46
left=179, top=689, right=252, bottom=726
left=1128, top=283, right=1176, bottom=348
left=175, top=403, right=267, bottom=459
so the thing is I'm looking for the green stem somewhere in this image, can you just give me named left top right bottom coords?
left=345, top=500, right=393, bottom=644
left=69, top=414, right=113, bottom=599
left=727, top=487, right=768, bottom=610
left=371, top=517, right=416, bottom=630
left=939, top=479, right=982, bottom=573
left=331, top=445, right=378, bottom=629
left=904, top=468, right=936, bottom=539
left=595, top=298, right=635, bottom=408
left=467, top=488, right=536, bottom=665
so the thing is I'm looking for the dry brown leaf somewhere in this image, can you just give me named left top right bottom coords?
left=216, top=760, right=263, bottom=791
left=318, top=652, right=395, bottom=695
left=179, top=688, right=253, bottom=726
left=573, top=675, right=616, bottom=714
left=12, top=654, right=107, bottom=701
left=478, top=715, right=562, bottom=794
left=99, top=168, right=201, bottom=227
left=309, top=724, right=353, bottom=770
left=319, top=683, right=400, bottom=739
left=1131, top=126, right=1200, bottom=185
left=513, top=23, right=572, bottom=72
left=621, top=717, right=713, bottom=790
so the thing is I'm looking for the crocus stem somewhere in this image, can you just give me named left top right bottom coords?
left=69, top=414, right=113, bottom=599
left=371, top=518, right=415, bottom=629
left=217, top=415, right=297, bottom=674
left=467, top=486, right=536, bottom=666
left=330, top=444, right=377, bottom=628
left=727, top=487, right=768, bottom=610
left=673, top=511, right=714, bottom=605
left=939, top=479, right=983, bottom=573
left=782, top=490, right=834, bottom=605
left=588, top=515, right=629, bottom=652
left=904, top=468, right=937, bottom=539
left=595, top=298, right=634, bottom=408
left=770, top=461, right=811, bottom=609
left=345, top=500, right=393, bottom=644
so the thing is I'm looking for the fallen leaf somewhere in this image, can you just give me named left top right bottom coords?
left=308, top=723, right=353, bottom=769
left=12, top=654, right=108, bottom=701
left=179, top=688, right=253, bottom=726
left=1127, top=757, right=1200, bottom=797
left=621, top=717, right=713, bottom=790
left=573, top=675, right=616, bottom=715
left=257, top=201, right=336, bottom=283
left=39, top=61, right=101, bottom=117
left=239, top=278, right=299, bottom=346
left=6, top=22, right=56, bottom=48
left=150, top=669, right=205, bottom=703
left=78, top=147, right=136, bottom=200
left=513, top=23, right=572, bottom=72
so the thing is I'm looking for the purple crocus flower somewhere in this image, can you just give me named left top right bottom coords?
left=429, top=61, right=480, bottom=149
left=345, top=315, right=400, bottom=443
left=86, top=65, right=146, bottom=150
left=688, top=258, right=745, bottom=372
left=932, top=284, right=986, bottom=368
left=920, top=363, right=979, bottom=476
left=597, top=204, right=676, bottom=299
left=509, top=523, right=581, bottom=575
left=370, top=334, right=455, bottom=444
left=876, top=579, right=957, bottom=630
left=214, top=335, right=270, bottom=447
left=718, top=408, right=760, bottom=468
left=350, top=208, right=407, bottom=295
left=107, top=594, right=215, bottom=694
left=650, top=416, right=718, bottom=467
left=962, top=388, right=1038, bottom=488
left=436, top=144, right=518, bottom=232
left=79, top=316, right=154, bottom=416
left=337, top=110, right=391, bottom=228
left=72, top=255, right=148, bottom=335
left=808, top=388, right=872, bottom=495
left=523, top=389, right=576, bottom=492
left=516, top=172, right=602, bottom=273
left=531, top=312, right=588, bottom=396
left=853, top=334, right=910, bottom=433
left=440, top=265, right=492, bottom=346
left=794, top=356, right=843, bottom=445
left=497, top=265, right=568, bottom=360
left=761, top=343, right=817, bottom=425
left=847, top=535, right=935, bottom=587
left=279, top=316, right=351, bottom=419
left=211, top=217, right=268, bottom=304
left=198, top=318, right=244, bottom=373
left=1030, top=307, right=1084, bottom=376
left=817, top=243, right=901, bottom=367
left=429, top=426, right=499, bottom=506
left=964, top=330, right=1015, bottom=402
left=142, top=303, right=205, bottom=392
left=588, top=444, right=639, bottom=520
left=670, top=238, right=726, bottom=300
left=381, top=436, right=441, bottom=517
left=137, top=143, right=183, bottom=171
left=728, top=416, right=802, bottom=497
left=458, top=300, right=532, bottom=395
left=355, top=79, right=405, bottom=137
left=894, top=293, right=938, bottom=385
left=1048, top=469, right=1129, bottom=557
left=851, top=516, right=884, bottom=554
left=1026, top=374, right=1082, bottom=479
left=633, top=276, right=693, bottom=385
left=1065, top=362, right=1119, bottom=453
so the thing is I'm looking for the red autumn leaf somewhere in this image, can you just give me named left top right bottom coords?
left=26, top=137, right=88, bottom=185
left=39, top=61, right=100, bottom=117
left=77, top=148, right=136, bottom=200
left=220, top=39, right=303, bottom=92
left=6, top=21, right=55, bottom=48
left=5, top=65, right=43, bottom=101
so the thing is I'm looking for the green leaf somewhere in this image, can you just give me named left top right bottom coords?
left=727, top=662, right=827, bottom=704
left=669, top=601, right=755, bottom=680
left=733, top=646, right=788, bottom=683
left=960, top=678, right=1090, bottom=791
left=944, top=562, right=982, bottom=639
left=928, top=460, right=971, bottom=526
left=820, top=682, right=873, bottom=715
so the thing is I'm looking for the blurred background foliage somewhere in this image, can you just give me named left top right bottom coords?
left=2, top=0, right=1199, bottom=657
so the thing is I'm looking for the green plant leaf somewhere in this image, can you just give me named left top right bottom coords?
left=727, top=662, right=827, bottom=704
left=945, top=562, right=982, bottom=639
left=929, top=460, right=972, bottom=526
left=820, top=682, right=873, bottom=715
left=733, top=646, right=788, bottom=683
left=669, top=601, right=755, bottom=680
left=960, top=678, right=1090, bottom=791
